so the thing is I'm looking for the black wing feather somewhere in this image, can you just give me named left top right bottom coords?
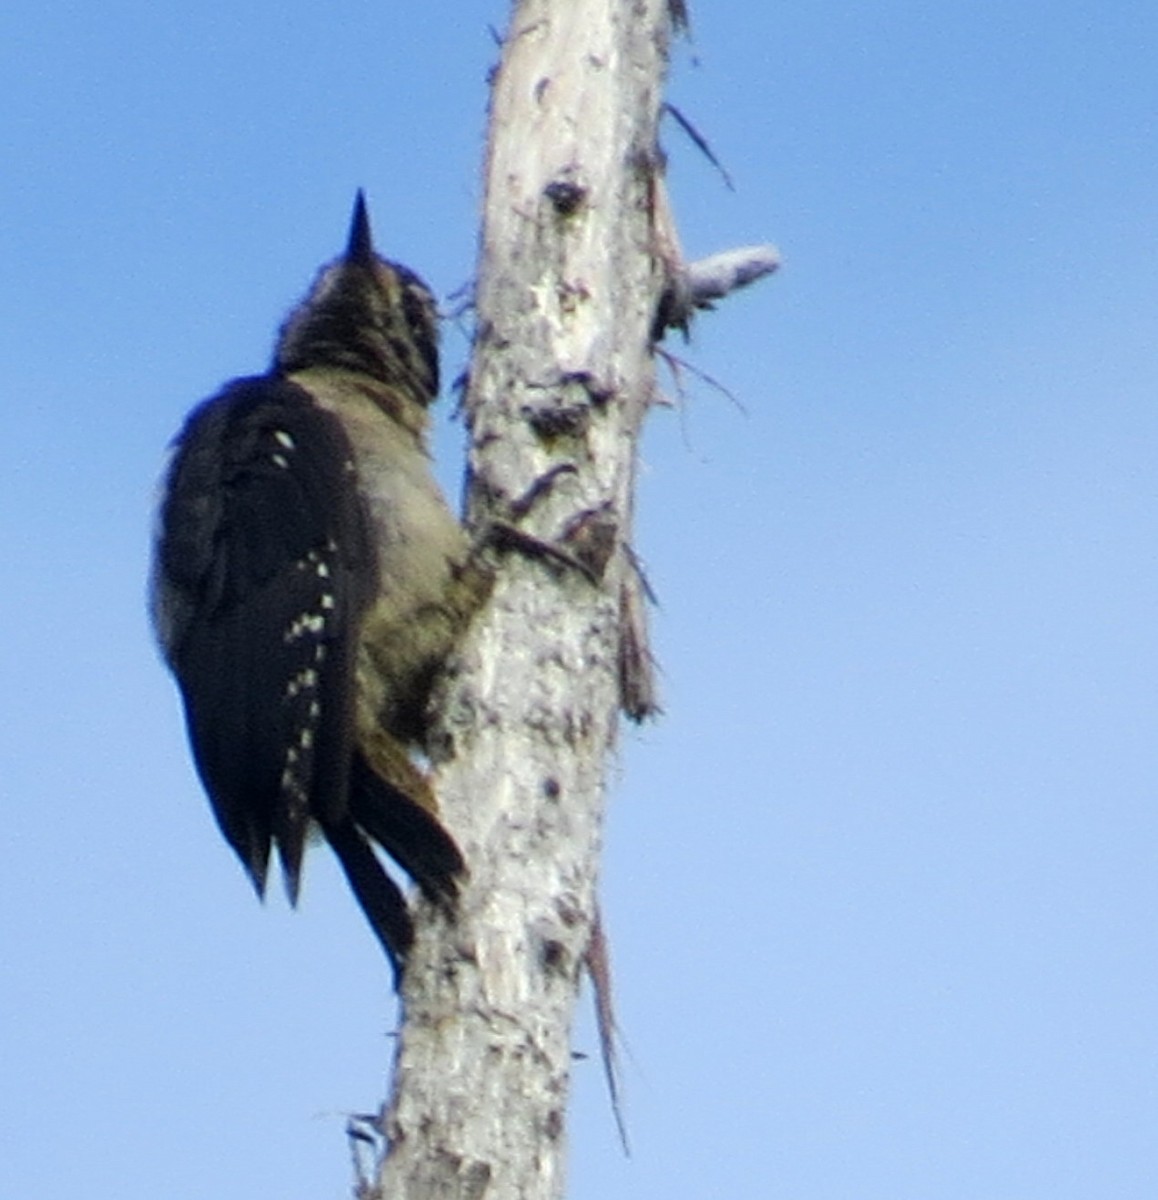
left=157, top=375, right=376, bottom=898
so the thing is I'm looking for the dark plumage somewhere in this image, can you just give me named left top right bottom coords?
left=152, top=195, right=485, bottom=980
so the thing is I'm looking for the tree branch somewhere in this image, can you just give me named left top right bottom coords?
left=656, top=244, right=781, bottom=335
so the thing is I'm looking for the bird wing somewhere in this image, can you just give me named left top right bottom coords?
left=155, top=375, right=377, bottom=898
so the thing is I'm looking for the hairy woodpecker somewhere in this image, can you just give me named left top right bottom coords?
left=152, top=194, right=488, bottom=980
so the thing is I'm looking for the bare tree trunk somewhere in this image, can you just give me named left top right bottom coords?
left=366, top=2, right=775, bottom=1198
left=367, top=2, right=672, bottom=1197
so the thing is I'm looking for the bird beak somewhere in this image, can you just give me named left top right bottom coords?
left=346, top=190, right=376, bottom=265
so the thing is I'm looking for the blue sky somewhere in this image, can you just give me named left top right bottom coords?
left=4, top=3, right=1158, bottom=1198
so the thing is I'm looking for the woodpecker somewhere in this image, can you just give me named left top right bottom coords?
left=152, top=194, right=488, bottom=981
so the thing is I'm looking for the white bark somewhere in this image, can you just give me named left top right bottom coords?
left=370, top=3, right=673, bottom=1198
left=366, top=1, right=774, bottom=1195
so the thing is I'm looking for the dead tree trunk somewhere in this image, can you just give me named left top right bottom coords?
left=367, top=2, right=774, bottom=1198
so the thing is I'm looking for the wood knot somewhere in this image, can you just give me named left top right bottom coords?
left=544, top=179, right=586, bottom=216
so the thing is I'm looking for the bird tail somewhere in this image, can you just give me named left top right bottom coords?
left=347, top=750, right=466, bottom=905
left=322, top=752, right=465, bottom=984
left=322, top=817, right=413, bottom=985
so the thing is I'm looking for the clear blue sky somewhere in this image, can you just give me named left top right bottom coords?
left=4, top=3, right=1158, bottom=1198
